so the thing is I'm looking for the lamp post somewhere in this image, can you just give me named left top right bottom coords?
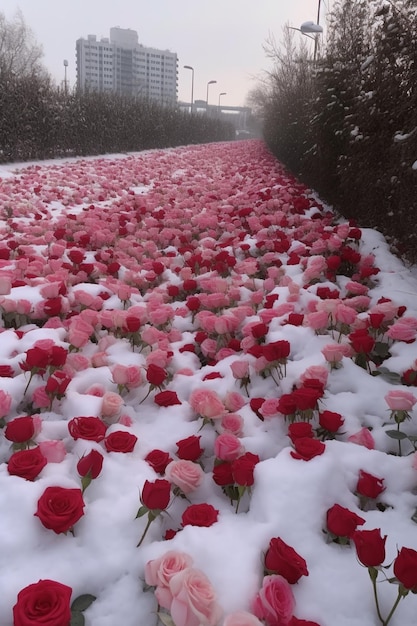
left=183, top=65, right=194, bottom=112
left=63, top=59, right=68, bottom=95
left=206, top=80, right=217, bottom=108
left=218, top=92, right=226, bottom=107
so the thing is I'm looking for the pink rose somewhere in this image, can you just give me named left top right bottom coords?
left=230, top=360, right=250, bottom=380
left=101, top=392, right=123, bottom=421
left=0, top=389, right=12, bottom=418
left=321, top=343, right=352, bottom=364
left=221, top=413, right=244, bottom=437
left=165, top=460, right=204, bottom=494
left=385, top=390, right=417, bottom=412
left=189, top=389, right=226, bottom=420
left=224, top=611, right=263, bottom=626
left=214, top=433, right=244, bottom=461
left=169, top=568, right=223, bottom=626
left=347, top=428, right=375, bottom=450
left=38, top=440, right=67, bottom=462
left=111, top=364, right=143, bottom=389
left=224, top=391, right=246, bottom=412
left=145, top=551, right=193, bottom=610
left=252, top=575, right=295, bottom=626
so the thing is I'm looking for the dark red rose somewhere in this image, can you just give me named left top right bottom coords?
left=265, top=537, right=309, bottom=584
left=176, top=435, right=203, bottom=461
left=277, top=394, right=297, bottom=416
left=154, top=390, right=181, bottom=406
left=45, top=371, right=71, bottom=397
left=326, top=255, right=341, bottom=271
left=231, top=452, right=259, bottom=486
left=48, top=346, right=68, bottom=367
left=164, top=529, right=178, bottom=540
left=356, top=470, right=385, bottom=499
left=68, top=416, right=107, bottom=442
left=286, top=313, right=304, bottom=326
left=352, top=529, right=387, bottom=567
left=146, top=364, right=167, bottom=387
left=402, top=369, right=417, bottom=386
left=203, top=372, right=223, bottom=380
left=5, top=416, right=37, bottom=443
left=7, top=447, right=47, bottom=481
left=318, top=410, right=344, bottom=433
left=43, top=298, right=62, bottom=317
left=13, top=579, right=72, bottom=626
left=251, top=323, right=269, bottom=340
left=349, top=329, right=375, bottom=354
left=125, top=316, right=141, bottom=332
left=186, top=296, right=201, bottom=312
left=368, top=313, right=385, bottom=330
left=145, top=449, right=172, bottom=474
left=250, top=397, right=265, bottom=420
left=288, top=422, right=314, bottom=443
left=212, top=461, right=234, bottom=486
left=182, top=503, right=219, bottom=528
left=20, top=347, right=49, bottom=372
left=263, top=340, right=291, bottom=362
left=104, top=431, right=137, bottom=453
left=68, top=249, right=85, bottom=265
left=77, top=449, right=103, bottom=479
left=182, top=279, right=198, bottom=291
left=393, top=547, right=417, bottom=590
left=0, top=364, right=15, bottom=377
left=292, top=387, right=322, bottom=411
left=141, top=479, right=171, bottom=511
left=289, top=618, right=320, bottom=626
left=35, top=486, right=85, bottom=534
left=290, top=438, right=325, bottom=461
left=326, top=504, right=365, bottom=538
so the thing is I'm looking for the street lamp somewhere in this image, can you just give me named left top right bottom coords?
left=206, top=80, right=217, bottom=107
left=183, top=65, right=194, bottom=112
left=290, top=0, right=323, bottom=63
left=218, top=92, right=226, bottom=107
left=63, top=59, right=68, bottom=95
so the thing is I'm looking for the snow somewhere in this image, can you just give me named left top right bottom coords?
left=0, top=140, right=417, bottom=626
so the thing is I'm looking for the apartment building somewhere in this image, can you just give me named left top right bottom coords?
left=76, top=27, right=178, bottom=104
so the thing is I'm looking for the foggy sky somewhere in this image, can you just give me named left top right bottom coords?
left=2, top=0, right=326, bottom=106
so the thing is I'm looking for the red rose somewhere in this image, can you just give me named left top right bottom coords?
left=356, top=470, right=385, bottom=499
left=326, top=504, right=365, bottom=538
left=68, top=249, right=85, bottom=264
left=146, top=364, right=167, bottom=387
left=77, top=449, right=103, bottom=479
left=326, top=255, right=341, bottom=271
left=212, top=461, right=234, bottom=486
left=5, top=416, right=36, bottom=443
left=45, top=371, right=71, bottom=397
left=125, top=316, right=141, bottom=332
left=145, top=449, right=172, bottom=474
left=35, top=486, right=85, bottom=534
left=349, top=329, right=375, bottom=354
left=186, top=296, right=201, bottom=312
left=288, top=422, right=314, bottom=443
left=21, top=347, right=49, bottom=371
left=68, top=416, right=107, bottom=442
left=251, top=323, right=268, bottom=339
left=43, top=298, right=62, bottom=317
left=277, top=394, right=297, bottom=416
left=154, top=390, right=181, bottom=406
left=290, top=438, right=325, bottom=461
left=318, top=411, right=344, bottom=433
left=7, top=447, right=47, bottom=481
left=13, top=579, right=72, bottom=626
left=176, top=435, right=204, bottom=461
left=393, top=547, right=417, bottom=590
left=231, top=452, right=259, bottom=486
left=250, top=397, right=265, bottom=420
left=0, top=364, right=15, bottom=377
left=48, top=346, right=68, bottom=367
left=289, top=618, right=320, bottom=626
left=286, top=313, right=304, bottom=326
left=265, top=537, right=309, bottom=584
left=141, top=479, right=171, bottom=510
left=182, top=503, right=219, bottom=527
left=352, top=529, right=387, bottom=567
left=292, top=387, right=322, bottom=411
left=263, top=340, right=291, bottom=362
left=104, top=431, right=137, bottom=453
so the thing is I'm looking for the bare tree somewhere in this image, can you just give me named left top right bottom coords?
left=0, top=10, right=45, bottom=77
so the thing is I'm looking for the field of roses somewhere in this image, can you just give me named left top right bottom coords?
left=1, top=139, right=417, bottom=626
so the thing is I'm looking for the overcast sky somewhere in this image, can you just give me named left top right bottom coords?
left=2, top=0, right=327, bottom=106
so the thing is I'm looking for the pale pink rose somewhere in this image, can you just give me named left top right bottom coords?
left=145, top=549, right=193, bottom=591
left=146, top=349, right=171, bottom=369
left=345, top=281, right=369, bottom=295
left=224, top=391, right=246, bottom=412
left=305, top=310, right=329, bottom=331
left=72, top=289, right=95, bottom=308
left=32, top=386, right=51, bottom=409
left=336, top=223, right=351, bottom=239
left=386, top=319, right=417, bottom=342
left=118, top=414, right=133, bottom=427
left=111, top=364, right=143, bottom=388
left=38, top=440, right=67, bottom=462
left=259, top=399, right=280, bottom=419
left=252, top=575, right=295, bottom=626
left=68, top=317, right=94, bottom=348
left=80, top=308, right=99, bottom=327
left=141, top=326, right=165, bottom=346
left=230, top=361, right=250, bottom=380
left=169, top=568, right=223, bottom=626
left=223, top=611, right=263, bottom=626
left=15, top=300, right=32, bottom=315
left=217, top=348, right=237, bottom=360
left=221, top=413, right=244, bottom=437
left=189, top=389, right=226, bottom=420
left=385, top=390, right=417, bottom=412
left=369, top=301, right=398, bottom=321
left=321, top=343, right=351, bottom=364
left=335, top=303, right=357, bottom=325
left=101, top=392, right=123, bottom=420
left=343, top=295, right=371, bottom=311
left=200, top=338, right=218, bottom=359
left=85, top=384, right=105, bottom=398
left=118, top=284, right=132, bottom=301
left=91, top=351, right=109, bottom=368
left=0, top=276, right=12, bottom=295
left=165, top=460, right=204, bottom=494
left=347, top=428, right=375, bottom=450
left=0, top=389, right=12, bottom=418
left=300, top=365, right=328, bottom=387
left=214, top=433, right=244, bottom=461
left=214, top=315, right=240, bottom=335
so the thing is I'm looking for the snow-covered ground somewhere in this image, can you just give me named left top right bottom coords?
left=0, top=140, right=417, bottom=626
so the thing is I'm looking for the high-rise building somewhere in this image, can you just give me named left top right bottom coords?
left=76, top=27, right=178, bottom=104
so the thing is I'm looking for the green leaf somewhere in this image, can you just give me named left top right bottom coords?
left=71, top=594, right=96, bottom=612
left=157, top=611, right=176, bottom=626
left=135, top=505, right=148, bottom=518
left=70, top=611, right=85, bottom=626
left=385, top=429, right=408, bottom=440
left=375, top=366, right=402, bottom=384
